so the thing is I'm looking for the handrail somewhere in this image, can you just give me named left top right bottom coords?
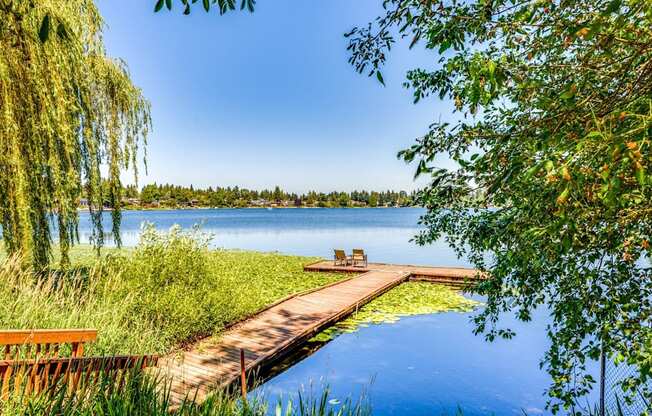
left=0, top=329, right=97, bottom=346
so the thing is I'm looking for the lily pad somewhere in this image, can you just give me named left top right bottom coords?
left=309, top=283, right=479, bottom=343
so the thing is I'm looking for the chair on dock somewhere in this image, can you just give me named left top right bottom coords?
left=351, top=248, right=368, bottom=268
left=333, top=249, right=351, bottom=266
left=0, top=329, right=157, bottom=400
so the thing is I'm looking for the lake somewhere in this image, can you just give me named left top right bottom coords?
left=79, top=208, right=462, bottom=266
left=78, top=208, right=597, bottom=415
left=257, top=304, right=558, bottom=416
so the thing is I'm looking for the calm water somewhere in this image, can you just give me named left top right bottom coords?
left=77, top=208, right=596, bottom=415
left=79, top=208, right=463, bottom=266
left=257, top=304, right=558, bottom=416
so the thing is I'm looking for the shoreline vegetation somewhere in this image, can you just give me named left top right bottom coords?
left=80, top=183, right=419, bottom=210
left=78, top=205, right=417, bottom=212
left=0, top=226, right=346, bottom=355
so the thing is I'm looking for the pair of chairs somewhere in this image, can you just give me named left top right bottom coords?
left=333, top=249, right=368, bottom=268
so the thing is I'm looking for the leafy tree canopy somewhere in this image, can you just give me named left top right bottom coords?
left=0, top=0, right=150, bottom=268
left=153, top=0, right=255, bottom=15
left=345, top=0, right=652, bottom=411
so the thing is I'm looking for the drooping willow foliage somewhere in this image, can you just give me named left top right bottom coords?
left=0, top=0, right=151, bottom=269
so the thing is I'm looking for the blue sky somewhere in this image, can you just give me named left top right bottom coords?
left=99, top=0, right=456, bottom=193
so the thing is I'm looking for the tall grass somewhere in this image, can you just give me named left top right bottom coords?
left=0, top=368, right=370, bottom=416
left=0, top=224, right=344, bottom=355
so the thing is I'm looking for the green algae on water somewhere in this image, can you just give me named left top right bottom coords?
left=310, top=282, right=479, bottom=343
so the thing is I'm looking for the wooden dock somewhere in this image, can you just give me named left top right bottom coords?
left=303, top=260, right=479, bottom=286
left=161, top=261, right=479, bottom=403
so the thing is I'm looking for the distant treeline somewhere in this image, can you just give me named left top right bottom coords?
left=85, top=183, right=418, bottom=209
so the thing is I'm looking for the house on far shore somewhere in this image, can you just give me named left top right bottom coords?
left=122, top=197, right=140, bottom=206
left=79, top=198, right=89, bottom=209
left=144, top=200, right=160, bottom=208
left=251, top=199, right=269, bottom=207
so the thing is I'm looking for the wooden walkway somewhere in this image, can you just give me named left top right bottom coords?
left=161, top=261, right=479, bottom=403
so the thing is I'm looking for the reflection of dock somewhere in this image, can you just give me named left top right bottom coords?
left=161, top=261, right=480, bottom=404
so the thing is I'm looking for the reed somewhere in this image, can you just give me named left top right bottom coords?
left=0, top=366, right=370, bottom=416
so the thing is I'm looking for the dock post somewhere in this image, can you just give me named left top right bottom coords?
left=240, top=348, right=247, bottom=401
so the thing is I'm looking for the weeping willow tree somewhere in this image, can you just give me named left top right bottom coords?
left=0, top=0, right=151, bottom=269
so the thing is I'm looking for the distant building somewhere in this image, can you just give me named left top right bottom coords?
left=123, top=197, right=140, bottom=206
left=251, top=199, right=269, bottom=207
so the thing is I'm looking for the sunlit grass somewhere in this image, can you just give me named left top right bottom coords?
left=0, top=367, right=370, bottom=416
left=0, top=225, right=344, bottom=355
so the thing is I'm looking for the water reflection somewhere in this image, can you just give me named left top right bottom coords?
left=256, top=299, right=597, bottom=416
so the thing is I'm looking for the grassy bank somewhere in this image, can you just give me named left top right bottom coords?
left=0, top=225, right=344, bottom=355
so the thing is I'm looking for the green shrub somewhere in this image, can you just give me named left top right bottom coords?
left=104, top=224, right=234, bottom=349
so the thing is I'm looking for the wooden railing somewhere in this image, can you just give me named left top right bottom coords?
left=2, top=329, right=98, bottom=360
left=0, top=329, right=158, bottom=400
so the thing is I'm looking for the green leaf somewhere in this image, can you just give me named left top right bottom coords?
left=376, top=70, right=385, bottom=86
left=636, top=167, right=646, bottom=186
left=165, top=0, right=173, bottom=10
left=203, top=0, right=211, bottom=11
left=560, top=89, right=575, bottom=100
left=154, top=0, right=165, bottom=12
left=39, top=14, right=51, bottom=43
left=584, top=131, right=603, bottom=139
left=184, top=3, right=191, bottom=14
left=526, top=164, right=541, bottom=178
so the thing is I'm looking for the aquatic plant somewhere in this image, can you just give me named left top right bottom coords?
left=273, top=387, right=370, bottom=416
left=310, top=282, right=479, bottom=342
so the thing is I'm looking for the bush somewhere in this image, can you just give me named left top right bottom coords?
left=104, top=223, right=235, bottom=349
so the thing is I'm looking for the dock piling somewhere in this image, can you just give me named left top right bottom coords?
left=240, top=348, right=247, bottom=401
